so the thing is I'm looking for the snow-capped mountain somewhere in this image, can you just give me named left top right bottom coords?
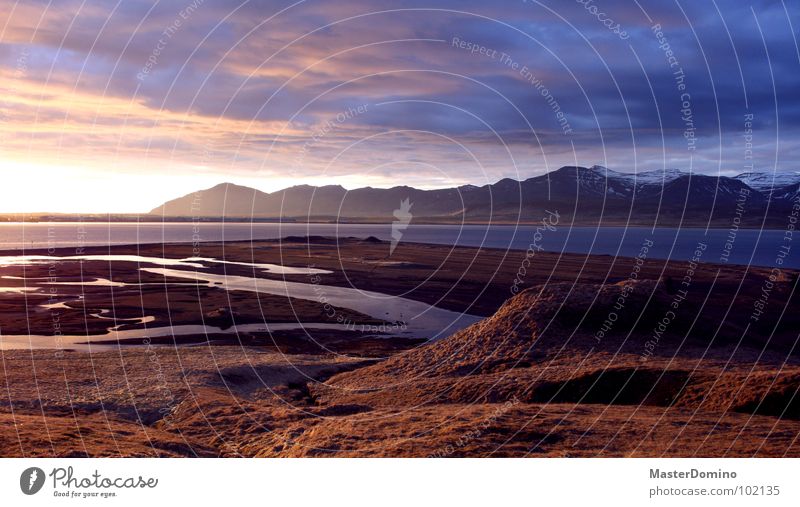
left=569, top=166, right=636, bottom=197
left=564, top=166, right=764, bottom=208
left=733, top=171, right=800, bottom=192
left=591, top=166, right=688, bottom=187
left=152, top=165, right=797, bottom=226
left=585, top=166, right=690, bottom=198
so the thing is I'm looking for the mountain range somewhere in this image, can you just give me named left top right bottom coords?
left=149, top=166, right=800, bottom=226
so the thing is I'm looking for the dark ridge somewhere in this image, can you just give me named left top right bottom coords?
left=361, top=236, right=383, bottom=244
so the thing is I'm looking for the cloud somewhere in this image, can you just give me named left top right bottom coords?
left=0, top=0, right=798, bottom=211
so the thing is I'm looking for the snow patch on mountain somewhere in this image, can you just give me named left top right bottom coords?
left=733, top=172, right=800, bottom=191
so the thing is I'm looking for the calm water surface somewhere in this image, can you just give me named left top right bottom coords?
left=0, top=222, right=795, bottom=268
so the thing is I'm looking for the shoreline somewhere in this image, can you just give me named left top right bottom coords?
left=0, top=219, right=789, bottom=230
left=0, top=234, right=791, bottom=271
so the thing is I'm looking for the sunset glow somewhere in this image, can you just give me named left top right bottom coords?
left=1, top=0, right=798, bottom=212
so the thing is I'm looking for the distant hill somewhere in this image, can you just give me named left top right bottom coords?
left=148, top=166, right=800, bottom=226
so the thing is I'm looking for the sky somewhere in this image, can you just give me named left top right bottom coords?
left=0, top=0, right=798, bottom=212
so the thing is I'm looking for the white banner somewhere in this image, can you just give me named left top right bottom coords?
left=1, top=458, right=798, bottom=506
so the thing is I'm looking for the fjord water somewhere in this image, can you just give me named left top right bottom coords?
left=0, top=221, right=795, bottom=268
